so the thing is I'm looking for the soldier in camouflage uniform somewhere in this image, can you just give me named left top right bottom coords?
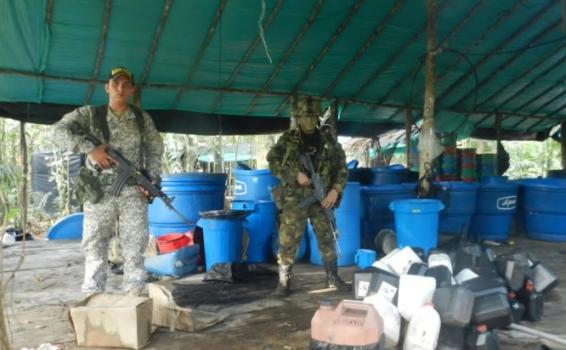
left=268, top=96, right=350, bottom=297
left=52, top=67, right=164, bottom=296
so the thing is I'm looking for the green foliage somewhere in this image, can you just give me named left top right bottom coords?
left=504, top=138, right=562, bottom=179
left=45, top=151, right=81, bottom=215
left=0, top=163, right=21, bottom=226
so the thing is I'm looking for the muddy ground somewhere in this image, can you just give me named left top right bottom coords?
left=3, top=235, right=565, bottom=350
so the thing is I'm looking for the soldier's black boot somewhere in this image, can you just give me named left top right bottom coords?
left=324, top=260, right=351, bottom=292
left=273, top=264, right=292, bottom=297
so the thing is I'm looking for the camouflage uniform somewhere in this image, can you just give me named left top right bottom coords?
left=53, top=105, right=163, bottom=294
left=267, top=96, right=349, bottom=296
left=268, top=128, right=348, bottom=266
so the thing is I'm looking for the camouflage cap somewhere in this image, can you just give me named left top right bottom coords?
left=108, top=66, right=134, bottom=84
left=295, top=96, right=321, bottom=118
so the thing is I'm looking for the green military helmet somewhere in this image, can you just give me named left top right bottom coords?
left=295, top=96, right=321, bottom=134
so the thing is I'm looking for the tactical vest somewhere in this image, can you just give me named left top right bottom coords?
left=92, top=104, right=145, bottom=143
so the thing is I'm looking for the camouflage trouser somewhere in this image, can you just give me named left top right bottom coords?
left=81, top=186, right=148, bottom=293
left=277, top=203, right=336, bottom=266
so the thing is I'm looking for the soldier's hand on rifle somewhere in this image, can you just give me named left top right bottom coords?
left=89, top=145, right=117, bottom=169
left=297, top=171, right=311, bottom=187
left=140, top=180, right=158, bottom=199
left=321, top=189, right=339, bottom=209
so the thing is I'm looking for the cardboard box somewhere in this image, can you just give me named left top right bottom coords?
left=149, top=280, right=227, bottom=332
left=69, top=293, right=153, bottom=349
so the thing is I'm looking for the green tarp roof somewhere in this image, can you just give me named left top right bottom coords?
left=0, top=0, right=564, bottom=137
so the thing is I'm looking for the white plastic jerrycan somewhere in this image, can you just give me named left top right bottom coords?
left=397, top=274, right=436, bottom=321
left=403, top=304, right=441, bottom=350
left=363, top=294, right=401, bottom=348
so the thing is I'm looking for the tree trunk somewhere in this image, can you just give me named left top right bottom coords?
left=19, top=121, right=28, bottom=231
left=405, top=109, right=413, bottom=168
left=562, top=121, right=566, bottom=169
left=418, top=0, right=438, bottom=195
left=289, top=95, right=298, bottom=130
left=328, top=101, right=338, bottom=140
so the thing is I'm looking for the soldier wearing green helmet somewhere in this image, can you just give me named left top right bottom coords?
left=268, top=96, right=350, bottom=297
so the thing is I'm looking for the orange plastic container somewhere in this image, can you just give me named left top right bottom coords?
left=156, top=233, right=192, bottom=254
left=311, top=300, right=384, bottom=348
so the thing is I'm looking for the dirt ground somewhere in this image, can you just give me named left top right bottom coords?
left=3, top=235, right=566, bottom=350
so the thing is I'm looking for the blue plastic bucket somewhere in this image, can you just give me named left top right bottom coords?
left=232, top=200, right=277, bottom=263
left=389, top=199, right=444, bottom=254
left=361, top=183, right=416, bottom=249
left=434, top=181, right=478, bottom=236
left=233, top=169, right=279, bottom=202
left=308, top=182, right=361, bottom=266
left=521, top=179, right=566, bottom=241
left=272, top=229, right=308, bottom=262
left=355, top=249, right=377, bottom=270
left=197, top=212, right=246, bottom=271
left=148, top=173, right=226, bottom=237
left=469, top=182, right=518, bottom=241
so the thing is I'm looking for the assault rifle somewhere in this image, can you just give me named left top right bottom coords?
left=298, top=154, right=341, bottom=256
left=70, top=122, right=193, bottom=227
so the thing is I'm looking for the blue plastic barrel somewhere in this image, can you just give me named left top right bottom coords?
left=46, top=212, right=83, bottom=240
left=547, top=170, right=566, bottom=179
left=233, top=169, right=279, bottom=202
left=197, top=211, right=247, bottom=271
left=361, top=183, right=417, bottom=249
left=144, top=245, right=199, bottom=278
left=308, top=182, right=361, bottom=266
left=469, top=181, right=519, bottom=241
left=232, top=200, right=277, bottom=263
left=389, top=199, right=445, bottom=254
left=371, top=165, right=409, bottom=185
left=480, top=176, right=508, bottom=185
left=434, top=181, right=478, bottom=236
left=148, top=173, right=226, bottom=237
left=272, top=230, right=308, bottom=262
left=348, top=168, right=373, bottom=185
left=514, top=178, right=537, bottom=234
left=521, top=179, right=566, bottom=241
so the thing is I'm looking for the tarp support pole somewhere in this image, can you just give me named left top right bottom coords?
left=404, top=108, right=412, bottom=168
left=562, top=121, right=566, bottom=169
left=419, top=0, right=437, bottom=196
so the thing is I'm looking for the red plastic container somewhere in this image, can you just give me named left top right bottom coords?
left=157, top=233, right=192, bottom=254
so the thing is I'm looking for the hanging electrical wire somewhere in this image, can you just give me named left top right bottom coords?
left=258, top=0, right=273, bottom=64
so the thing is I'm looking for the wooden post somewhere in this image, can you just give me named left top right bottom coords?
left=405, top=108, right=413, bottom=168
left=495, top=114, right=502, bottom=173
left=419, top=0, right=438, bottom=195
left=19, top=121, right=28, bottom=232
left=562, top=121, right=566, bottom=169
